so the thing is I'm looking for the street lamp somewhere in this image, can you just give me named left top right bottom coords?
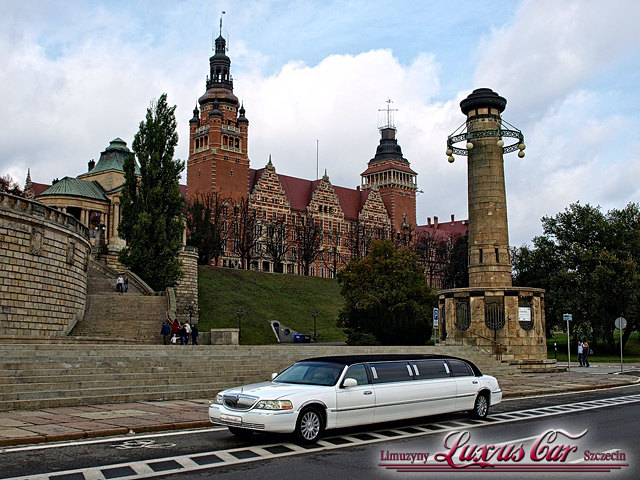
left=237, top=309, right=245, bottom=343
left=188, top=304, right=194, bottom=323
left=311, top=309, right=319, bottom=343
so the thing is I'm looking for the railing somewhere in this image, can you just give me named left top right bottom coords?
left=0, top=192, right=90, bottom=240
left=222, top=124, right=241, bottom=134
left=165, top=287, right=177, bottom=323
left=467, top=328, right=507, bottom=361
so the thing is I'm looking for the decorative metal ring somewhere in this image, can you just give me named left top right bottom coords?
left=447, top=128, right=524, bottom=156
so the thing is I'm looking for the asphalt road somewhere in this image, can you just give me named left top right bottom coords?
left=2, top=384, right=639, bottom=480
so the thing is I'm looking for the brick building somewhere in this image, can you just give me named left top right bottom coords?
left=186, top=33, right=440, bottom=277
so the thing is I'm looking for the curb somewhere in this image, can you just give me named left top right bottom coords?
left=502, top=378, right=639, bottom=398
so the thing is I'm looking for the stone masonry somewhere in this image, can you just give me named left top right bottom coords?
left=0, top=192, right=91, bottom=336
left=175, top=247, right=199, bottom=324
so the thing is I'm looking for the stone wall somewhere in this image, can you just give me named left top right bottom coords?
left=0, top=192, right=91, bottom=336
left=175, top=247, right=199, bottom=324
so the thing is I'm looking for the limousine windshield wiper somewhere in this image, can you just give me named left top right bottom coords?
left=209, top=354, right=502, bottom=444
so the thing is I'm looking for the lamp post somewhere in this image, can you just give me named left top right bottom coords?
left=237, top=309, right=245, bottom=343
left=311, top=309, right=319, bottom=343
left=188, top=305, right=194, bottom=323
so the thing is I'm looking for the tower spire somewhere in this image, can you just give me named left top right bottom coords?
left=220, top=11, right=225, bottom=36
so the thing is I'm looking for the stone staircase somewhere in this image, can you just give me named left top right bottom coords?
left=69, top=260, right=166, bottom=344
left=0, top=343, right=520, bottom=411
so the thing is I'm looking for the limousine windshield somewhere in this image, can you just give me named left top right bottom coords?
left=273, top=361, right=344, bottom=386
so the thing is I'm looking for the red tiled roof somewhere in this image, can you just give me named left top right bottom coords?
left=249, top=168, right=370, bottom=219
left=416, top=219, right=469, bottom=241
left=32, top=182, right=50, bottom=196
left=333, top=185, right=368, bottom=220
left=361, top=163, right=417, bottom=176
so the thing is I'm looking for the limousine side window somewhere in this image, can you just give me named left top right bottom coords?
left=344, top=364, right=369, bottom=386
left=448, top=359, right=474, bottom=377
left=411, top=360, right=450, bottom=379
left=369, top=362, right=413, bottom=384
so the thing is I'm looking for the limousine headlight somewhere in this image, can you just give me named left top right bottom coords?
left=254, top=400, right=293, bottom=410
left=214, top=394, right=223, bottom=405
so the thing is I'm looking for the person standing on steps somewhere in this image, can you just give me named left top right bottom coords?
left=161, top=321, right=170, bottom=345
left=183, top=321, right=192, bottom=346
left=124, top=274, right=129, bottom=293
left=191, top=324, right=199, bottom=345
left=116, top=274, right=124, bottom=293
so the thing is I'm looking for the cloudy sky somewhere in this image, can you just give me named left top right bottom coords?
left=1, top=0, right=639, bottom=245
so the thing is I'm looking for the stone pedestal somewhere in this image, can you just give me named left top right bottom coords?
left=210, top=328, right=239, bottom=345
left=438, top=287, right=547, bottom=362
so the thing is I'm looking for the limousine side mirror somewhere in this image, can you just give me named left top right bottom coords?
left=271, top=373, right=278, bottom=380
left=343, top=378, right=358, bottom=388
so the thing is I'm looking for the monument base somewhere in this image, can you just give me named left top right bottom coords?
left=438, top=287, right=547, bottom=364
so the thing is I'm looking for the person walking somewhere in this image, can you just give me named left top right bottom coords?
left=160, top=321, right=170, bottom=345
left=577, top=341, right=584, bottom=367
left=123, top=275, right=129, bottom=293
left=583, top=341, right=591, bottom=367
left=116, top=274, right=124, bottom=293
left=191, top=324, right=199, bottom=345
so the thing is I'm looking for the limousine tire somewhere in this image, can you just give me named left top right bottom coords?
left=471, top=392, right=489, bottom=419
left=295, top=406, right=324, bottom=444
left=228, top=426, right=253, bottom=438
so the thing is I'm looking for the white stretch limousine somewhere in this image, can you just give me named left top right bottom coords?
left=208, top=354, right=502, bottom=443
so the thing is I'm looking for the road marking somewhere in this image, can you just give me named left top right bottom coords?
left=0, top=426, right=226, bottom=454
left=4, top=393, right=640, bottom=480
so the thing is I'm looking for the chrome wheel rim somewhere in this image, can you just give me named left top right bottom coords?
left=300, top=411, right=320, bottom=440
left=476, top=396, right=488, bottom=417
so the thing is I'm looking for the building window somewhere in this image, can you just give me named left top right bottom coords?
left=230, top=170, right=233, bottom=176
left=262, top=210, right=266, bottom=219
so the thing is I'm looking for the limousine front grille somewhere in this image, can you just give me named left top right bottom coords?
left=214, top=418, right=266, bottom=430
left=223, top=394, right=258, bottom=411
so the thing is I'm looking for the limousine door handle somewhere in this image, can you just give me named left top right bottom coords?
left=472, top=381, right=478, bottom=384
left=363, top=391, right=373, bottom=395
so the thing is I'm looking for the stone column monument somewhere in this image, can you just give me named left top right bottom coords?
left=439, top=88, right=552, bottom=371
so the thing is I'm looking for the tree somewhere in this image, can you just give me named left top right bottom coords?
left=235, top=197, right=258, bottom=269
left=337, top=240, right=436, bottom=345
left=293, top=213, right=323, bottom=275
left=0, top=174, right=23, bottom=196
left=185, top=191, right=230, bottom=266
left=513, top=202, right=640, bottom=351
left=264, top=217, right=290, bottom=273
left=118, top=94, right=185, bottom=290
left=345, top=217, right=373, bottom=261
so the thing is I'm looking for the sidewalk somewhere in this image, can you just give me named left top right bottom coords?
left=0, top=368, right=637, bottom=448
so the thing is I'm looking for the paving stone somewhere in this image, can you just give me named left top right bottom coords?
left=0, top=427, right=41, bottom=438
left=22, top=424, right=84, bottom=436
left=0, top=418, right=29, bottom=427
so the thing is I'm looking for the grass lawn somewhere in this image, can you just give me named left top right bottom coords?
left=198, top=266, right=346, bottom=344
left=547, top=331, right=640, bottom=363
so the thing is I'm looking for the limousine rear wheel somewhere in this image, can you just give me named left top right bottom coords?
left=295, top=407, right=324, bottom=444
left=472, top=392, right=489, bottom=419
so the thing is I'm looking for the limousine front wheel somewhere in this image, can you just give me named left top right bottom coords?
left=295, top=407, right=323, bottom=443
left=472, top=393, right=489, bottom=419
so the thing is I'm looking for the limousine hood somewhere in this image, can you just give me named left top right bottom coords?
left=225, top=381, right=326, bottom=399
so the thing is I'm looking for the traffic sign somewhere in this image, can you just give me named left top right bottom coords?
left=615, top=317, right=627, bottom=330
left=563, top=313, right=572, bottom=322
left=433, top=308, right=439, bottom=327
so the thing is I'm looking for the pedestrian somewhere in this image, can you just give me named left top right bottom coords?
left=160, top=321, right=170, bottom=345
left=171, top=319, right=180, bottom=339
left=577, top=341, right=584, bottom=367
left=124, top=275, right=129, bottom=293
left=179, top=322, right=187, bottom=345
left=183, top=321, right=192, bottom=346
left=170, top=334, right=178, bottom=344
left=191, top=324, right=199, bottom=345
left=583, top=341, right=591, bottom=367
left=116, top=274, right=124, bottom=293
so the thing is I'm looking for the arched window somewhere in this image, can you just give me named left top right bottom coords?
left=195, top=138, right=199, bottom=149
left=235, top=138, right=240, bottom=148
left=223, top=136, right=228, bottom=146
